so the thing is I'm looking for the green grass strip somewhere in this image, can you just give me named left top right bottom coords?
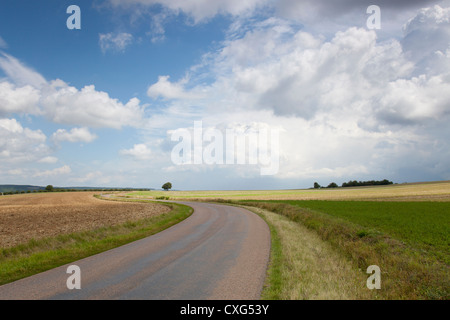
left=247, top=208, right=283, bottom=300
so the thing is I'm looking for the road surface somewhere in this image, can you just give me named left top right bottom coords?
left=0, top=201, right=270, bottom=300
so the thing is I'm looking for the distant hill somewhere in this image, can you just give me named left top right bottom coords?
left=0, top=185, right=45, bottom=192
left=0, top=185, right=153, bottom=193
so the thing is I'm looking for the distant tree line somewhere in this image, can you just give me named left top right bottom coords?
left=341, top=179, right=393, bottom=187
left=0, top=186, right=152, bottom=196
left=313, top=179, right=393, bottom=189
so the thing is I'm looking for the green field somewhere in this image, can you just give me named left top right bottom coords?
left=260, top=200, right=449, bottom=264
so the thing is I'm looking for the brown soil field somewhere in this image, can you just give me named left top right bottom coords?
left=0, top=192, right=171, bottom=248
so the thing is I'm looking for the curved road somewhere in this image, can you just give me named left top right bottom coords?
left=0, top=201, right=270, bottom=300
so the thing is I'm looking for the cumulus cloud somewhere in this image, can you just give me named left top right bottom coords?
left=402, top=5, right=450, bottom=72
left=0, top=81, right=41, bottom=116
left=52, top=127, right=98, bottom=144
left=120, top=144, right=152, bottom=160
left=0, top=118, right=49, bottom=163
left=404, top=4, right=450, bottom=34
left=41, top=80, right=145, bottom=129
left=0, top=54, right=147, bottom=129
left=147, top=75, right=203, bottom=100
left=274, top=0, right=448, bottom=34
left=158, top=9, right=449, bottom=125
left=377, top=75, right=450, bottom=125
left=152, top=25, right=410, bottom=119
left=146, top=5, right=450, bottom=183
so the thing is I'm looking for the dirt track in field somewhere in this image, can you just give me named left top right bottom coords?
left=0, top=192, right=170, bottom=248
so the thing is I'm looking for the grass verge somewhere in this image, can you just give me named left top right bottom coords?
left=238, top=200, right=449, bottom=300
left=249, top=208, right=283, bottom=300
left=226, top=203, right=375, bottom=300
left=0, top=200, right=193, bottom=286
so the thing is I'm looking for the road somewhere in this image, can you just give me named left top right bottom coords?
left=0, top=201, right=270, bottom=300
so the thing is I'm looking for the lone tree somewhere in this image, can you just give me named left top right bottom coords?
left=313, top=182, right=321, bottom=189
left=45, top=185, right=54, bottom=192
left=162, top=182, right=172, bottom=191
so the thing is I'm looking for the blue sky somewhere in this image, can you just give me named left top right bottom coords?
left=1, top=0, right=450, bottom=190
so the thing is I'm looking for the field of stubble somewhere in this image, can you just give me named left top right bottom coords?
left=0, top=192, right=170, bottom=248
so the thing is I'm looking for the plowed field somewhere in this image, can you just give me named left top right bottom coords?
left=0, top=192, right=170, bottom=248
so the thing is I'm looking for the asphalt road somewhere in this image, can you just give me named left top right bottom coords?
left=0, top=201, right=270, bottom=300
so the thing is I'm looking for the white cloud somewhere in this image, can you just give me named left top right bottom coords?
left=104, top=0, right=270, bottom=45
left=402, top=5, right=450, bottom=72
left=0, top=118, right=49, bottom=163
left=38, top=156, right=59, bottom=164
left=0, top=81, right=41, bottom=115
left=0, top=52, right=46, bottom=88
left=377, top=74, right=450, bottom=124
left=147, top=75, right=203, bottom=100
left=107, top=0, right=268, bottom=23
left=99, top=32, right=134, bottom=53
left=40, top=80, right=145, bottom=129
left=106, top=0, right=449, bottom=40
left=0, top=55, right=147, bottom=129
left=33, top=165, right=72, bottom=178
left=155, top=25, right=414, bottom=119
left=70, top=171, right=103, bottom=184
left=164, top=11, right=449, bottom=126
left=120, top=143, right=152, bottom=160
left=0, top=117, right=25, bottom=133
left=274, top=0, right=446, bottom=35
left=404, top=4, right=450, bottom=34
left=52, top=127, right=97, bottom=144
left=146, top=6, right=450, bottom=184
